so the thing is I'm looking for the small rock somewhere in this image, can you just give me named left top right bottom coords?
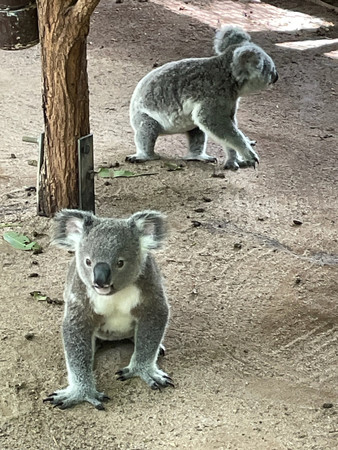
left=28, top=273, right=39, bottom=278
left=211, top=172, right=225, bottom=179
left=294, top=277, right=301, bottom=285
left=104, top=181, right=112, bottom=186
left=194, top=208, right=205, bottom=213
left=15, top=382, right=26, bottom=393
left=293, top=219, right=303, bottom=226
left=25, top=332, right=35, bottom=340
left=10, top=153, right=16, bottom=159
left=32, top=248, right=43, bottom=255
left=234, top=243, right=242, bottom=250
left=191, top=220, right=202, bottom=228
left=202, top=196, right=212, bottom=202
left=322, top=403, right=333, bottom=409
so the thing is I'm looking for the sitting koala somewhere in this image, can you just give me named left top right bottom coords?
left=126, top=26, right=278, bottom=170
left=44, top=209, right=173, bottom=410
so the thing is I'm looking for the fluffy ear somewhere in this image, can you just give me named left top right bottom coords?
left=129, top=210, right=167, bottom=252
left=231, top=45, right=264, bottom=84
left=52, top=209, right=96, bottom=250
left=214, top=26, right=251, bottom=55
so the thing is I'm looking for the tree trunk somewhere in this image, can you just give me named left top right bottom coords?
left=36, top=0, right=100, bottom=216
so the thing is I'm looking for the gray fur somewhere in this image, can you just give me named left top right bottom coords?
left=44, top=209, right=173, bottom=410
left=126, top=25, right=278, bottom=170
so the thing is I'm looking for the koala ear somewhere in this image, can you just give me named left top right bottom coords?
left=52, top=209, right=96, bottom=250
left=214, top=26, right=251, bottom=55
left=129, top=210, right=167, bottom=253
left=231, top=45, right=263, bottom=84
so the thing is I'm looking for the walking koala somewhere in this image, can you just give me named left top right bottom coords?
left=127, top=26, right=278, bottom=170
left=44, top=209, right=173, bottom=410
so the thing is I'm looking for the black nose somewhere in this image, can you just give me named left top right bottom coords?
left=273, top=71, right=278, bottom=83
left=93, top=262, right=111, bottom=288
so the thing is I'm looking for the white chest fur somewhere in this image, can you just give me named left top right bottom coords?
left=90, top=285, right=141, bottom=339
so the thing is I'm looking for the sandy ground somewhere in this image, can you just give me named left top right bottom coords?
left=0, top=0, right=338, bottom=448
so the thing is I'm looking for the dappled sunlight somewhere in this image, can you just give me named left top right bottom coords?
left=150, top=0, right=333, bottom=32
left=324, top=49, right=338, bottom=59
left=276, top=37, right=338, bottom=51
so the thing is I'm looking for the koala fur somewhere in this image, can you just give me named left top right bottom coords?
left=44, top=209, right=173, bottom=410
left=127, top=25, right=278, bottom=170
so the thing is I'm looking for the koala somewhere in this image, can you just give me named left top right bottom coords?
left=43, top=209, right=173, bottom=410
left=126, top=25, right=278, bottom=170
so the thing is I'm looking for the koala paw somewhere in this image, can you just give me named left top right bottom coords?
left=116, top=366, right=174, bottom=390
left=43, top=385, right=110, bottom=410
left=224, top=159, right=240, bottom=171
left=238, top=159, right=257, bottom=169
left=239, top=149, right=259, bottom=169
left=125, top=153, right=160, bottom=163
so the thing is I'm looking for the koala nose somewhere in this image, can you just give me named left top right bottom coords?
left=273, top=71, right=278, bottom=83
left=93, top=262, right=111, bottom=288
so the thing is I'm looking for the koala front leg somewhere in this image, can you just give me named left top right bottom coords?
left=194, top=112, right=259, bottom=169
left=44, top=312, right=108, bottom=410
left=116, top=303, right=173, bottom=390
left=126, top=113, right=162, bottom=163
left=184, top=127, right=216, bottom=162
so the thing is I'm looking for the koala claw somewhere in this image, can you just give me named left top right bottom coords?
left=43, top=387, right=108, bottom=410
left=224, top=160, right=239, bottom=171
left=116, top=366, right=174, bottom=390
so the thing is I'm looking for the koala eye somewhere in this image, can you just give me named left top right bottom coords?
left=85, top=258, right=92, bottom=267
left=117, top=259, right=124, bottom=268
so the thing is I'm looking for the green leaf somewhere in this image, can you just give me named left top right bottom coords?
left=97, top=168, right=157, bottom=178
left=30, top=291, right=49, bottom=301
left=112, top=169, right=137, bottom=178
left=3, top=231, right=40, bottom=251
left=97, top=167, right=112, bottom=178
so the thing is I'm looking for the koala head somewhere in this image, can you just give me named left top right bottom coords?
left=231, top=43, right=278, bottom=95
left=53, top=209, right=166, bottom=296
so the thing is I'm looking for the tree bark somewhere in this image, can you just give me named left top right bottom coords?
left=36, top=0, right=100, bottom=216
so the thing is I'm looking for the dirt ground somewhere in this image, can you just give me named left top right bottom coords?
left=1, top=0, right=338, bottom=448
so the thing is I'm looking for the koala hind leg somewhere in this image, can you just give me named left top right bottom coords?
left=184, top=128, right=217, bottom=162
left=126, top=113, right=162, bottom=163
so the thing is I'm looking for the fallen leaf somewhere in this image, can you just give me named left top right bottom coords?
left=3, top=231, right=41, bottom=251
left=97, top=167, right=158, bottom=178
left=30, top=291, right=49, bottom=301
left=113, top=169, right=138, bottom=178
